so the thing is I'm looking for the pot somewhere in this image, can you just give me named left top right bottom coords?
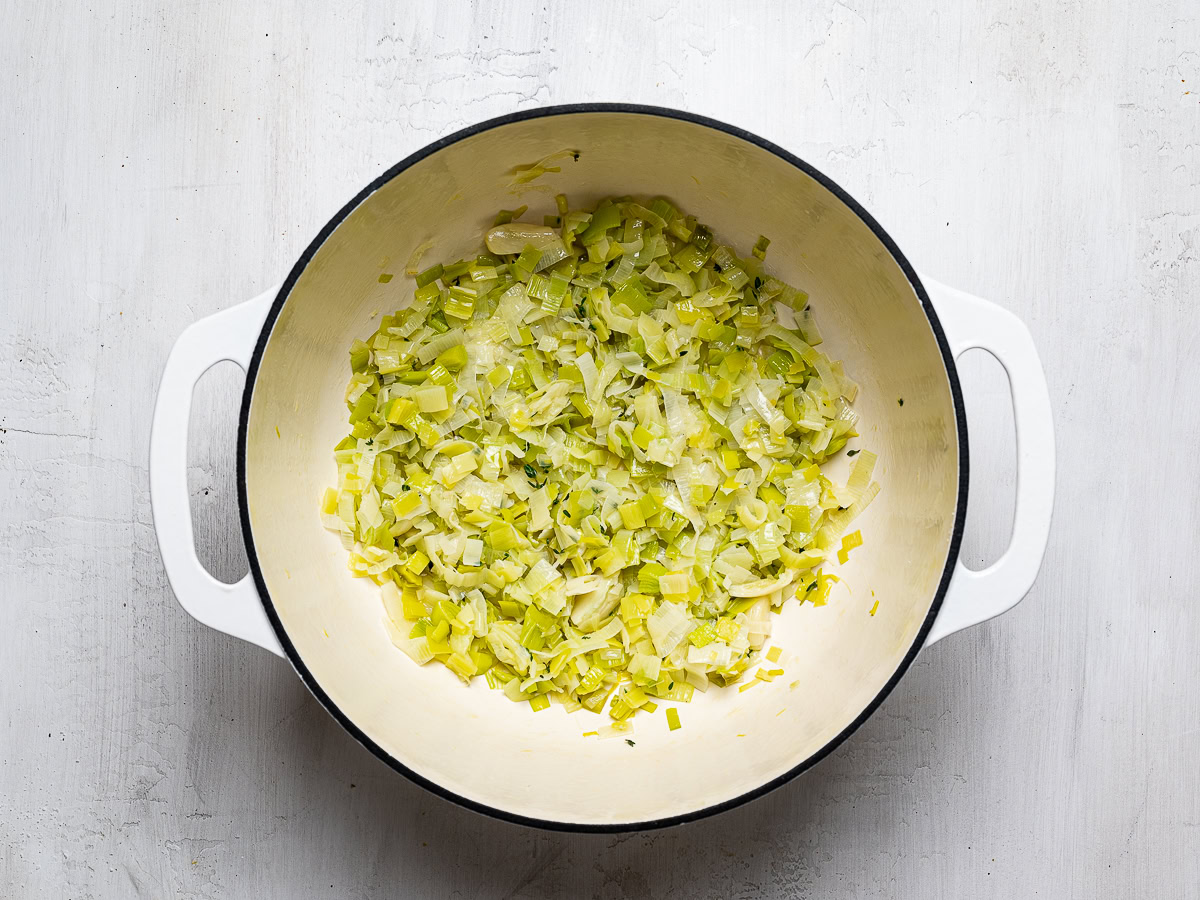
left=150, top=104, right=1054, bottom=830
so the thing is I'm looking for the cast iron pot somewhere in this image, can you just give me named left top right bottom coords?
left=150, top=104, right=1055, bottom=831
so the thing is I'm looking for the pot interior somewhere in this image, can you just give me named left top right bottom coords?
left=242, top=110, right=961, bottom=827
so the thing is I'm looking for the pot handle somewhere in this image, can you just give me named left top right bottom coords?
left=149, top=289, right=285, bottom=657
left=919, top=276, right=1055, bottom=646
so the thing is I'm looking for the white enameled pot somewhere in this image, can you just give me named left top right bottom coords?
left=150, top=105, right=1054, bottom=830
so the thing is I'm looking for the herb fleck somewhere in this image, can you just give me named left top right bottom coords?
left=847, top=449, right=860, bottom=457
left=524, top=464, right=537, bottom=478
left=625, top=739, right=635, bottom=747
left=898, top=398, right=904, bottom=406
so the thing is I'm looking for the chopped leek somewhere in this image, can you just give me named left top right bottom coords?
left=323, top=196, right=878, bottom=721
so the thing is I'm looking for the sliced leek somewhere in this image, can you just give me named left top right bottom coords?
left=323, top=196, right=879, bottom=723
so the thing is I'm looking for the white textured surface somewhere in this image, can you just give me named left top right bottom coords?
left=2, top=1, right=1198, bottom=896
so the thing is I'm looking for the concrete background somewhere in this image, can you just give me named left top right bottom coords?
left=2, top=0, right=1198, bottom=896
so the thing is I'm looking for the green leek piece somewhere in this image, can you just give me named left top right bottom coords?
left=416, top=263, right=444, bottom=288
left=436, top=345, right=468, bottom=373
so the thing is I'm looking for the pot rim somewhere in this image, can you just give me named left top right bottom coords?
left=236, top=103, right=969, bottom=833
